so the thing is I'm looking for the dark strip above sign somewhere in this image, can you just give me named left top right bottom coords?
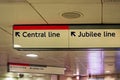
left=69, top=24, right=120, bottom=29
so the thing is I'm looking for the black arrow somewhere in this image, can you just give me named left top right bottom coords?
left=71, top=31, right=76, bottom=37
left=15, top=32, right=20, bottom=37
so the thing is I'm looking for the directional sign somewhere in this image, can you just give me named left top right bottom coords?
left=69, top=29, right=120, bottom=48
left=8, top=63, right=65, bottom=74
left=13, top=24, right=120, bottom=50
left=13, top=25, right=69, bottom=49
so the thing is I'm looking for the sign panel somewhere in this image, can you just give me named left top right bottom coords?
left=69, top=29, right=120, bottom=48
left=13, top=25, right=69, bottom=49
left=8, top=63, right=65, bottom=74
left=13, top=24, right=120, bottom=49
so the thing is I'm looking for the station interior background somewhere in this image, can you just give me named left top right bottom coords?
left=0, top=0, right=120, bottom=80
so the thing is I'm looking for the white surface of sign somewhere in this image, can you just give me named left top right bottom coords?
left=14, top=30, right=68, bottom=48
left=9, top=63, right=65, bottom=74
left=69, top=29, right=120, bottom=48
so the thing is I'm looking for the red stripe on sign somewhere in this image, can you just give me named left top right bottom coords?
left=9, top=63, right=29, bottom=66
left=13, top=25, right=69, bottom=30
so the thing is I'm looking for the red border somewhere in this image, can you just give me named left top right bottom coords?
left=13, top=25, right=69, bottom=30
left=9, top=63, right=29, bottom=66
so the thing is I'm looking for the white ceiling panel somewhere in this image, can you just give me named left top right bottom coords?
left=103, top=2, right=120, bottom=23
left=27, top=0, right=101, bottom=4
left=0, top=0, right=26, bottom=3
left=0, top=28, right=12, bottom=46
left=32, top=3, right=101, bottom=24
left=0, top=3, right=46, bottom=33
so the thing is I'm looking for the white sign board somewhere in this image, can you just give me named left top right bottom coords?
left=69, top=29, right=120, bottom=48
left=13, top=25, right=69, bottom=49
left=13, top=24, right=120, bottom=49
left=8, top=63, right=65, bottom=74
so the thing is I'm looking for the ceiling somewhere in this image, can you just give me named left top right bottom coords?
left=0, top=0, right=120, bottom=77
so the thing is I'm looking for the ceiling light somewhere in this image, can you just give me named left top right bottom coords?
left=6, top=72, right=16, bottom=78
left=26, top=54, right=38, bottom=58
left=61, top=11, right=83, bottom=19
left=14, top=44, right=21, bottom=47
left=105, top=70, right=111, bottom=73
